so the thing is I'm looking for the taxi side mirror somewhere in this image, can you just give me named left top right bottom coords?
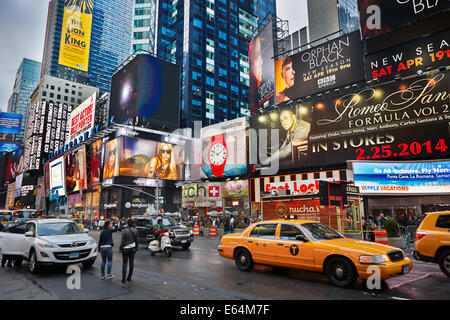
left=295, top=235, right=308, bottom=242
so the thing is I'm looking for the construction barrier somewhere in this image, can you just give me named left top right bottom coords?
left=193, top=225, right=200, bottom=236
left=209, top=225, right=217, bottom=237
left=374, top=229, right=389, bottom=245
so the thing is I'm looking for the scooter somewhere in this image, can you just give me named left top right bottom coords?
left=148, top=232, right=173, bottom=257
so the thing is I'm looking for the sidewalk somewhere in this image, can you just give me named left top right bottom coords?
left=0, top=266, right=57, bottom=300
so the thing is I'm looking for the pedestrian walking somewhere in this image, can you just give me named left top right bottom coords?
left=230, top=216, right=235, bottom=233
left=98, top=220, right=123, bottom=279
left=119, top=218, right=138, bottom=284
left=223, top=217, right=231, bottom=235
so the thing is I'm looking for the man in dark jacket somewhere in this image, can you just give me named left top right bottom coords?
left=120, top=218, right=138, bottom=283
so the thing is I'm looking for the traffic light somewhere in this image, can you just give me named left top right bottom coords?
left=319, top=181, right=329, bottom=206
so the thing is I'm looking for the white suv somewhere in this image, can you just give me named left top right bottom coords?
left=0, top=219, right=97, bottom=273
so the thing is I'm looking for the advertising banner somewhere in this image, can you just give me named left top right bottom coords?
left=262, top=199, right=343, bottom=231
left=102, top=138, right=120, bottom=180
left=358, top=0, right=450, bottom=39
left=0, top=142, right=21, bottom=153
left=182, top=182, right=222, bottom=200
left=365, top=28, right=450, bottom=82
left=120, top=137, right=185, bottom=180
left=275, top=31, right=364, bottom=103
left=14, top=173, right=23, bottom=200
left=351, top=160, right=450, bottom=194
left=65, top=146, right=87, bottom=193
left=0, top=113, right=22, bottom=134
left=109, top=54, right=181, bottom=129
left=7, top=148, right=23, bottom=181
left=20, top=172, right=38, bottom=205
left=58, top=0, right=93, bottom=71
left=87, top=139, right=102, bottom=189
left=68, top=93, right=96, bottom=143
left=249, top=20, right=276, bottom=114
left=49, top=157, right=66, bottom=197
left=201, top=117, right=247, bottom=179
left=251, top=71, right=450, bottom=171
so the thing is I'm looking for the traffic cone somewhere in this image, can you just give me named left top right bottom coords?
left=193, top=224, right=200, bottom=236
left=374, top=229, right=389, bottom=245
left=209, top=225, right=217, bottom=237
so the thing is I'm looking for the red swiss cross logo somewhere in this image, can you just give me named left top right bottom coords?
left=209, top=186, right=220, bottom=197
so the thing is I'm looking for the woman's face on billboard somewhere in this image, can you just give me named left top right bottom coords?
left=253, top=37, right=263, bottom=83
left=108, top=146, right=116, bottom=167
left=282, top=61, right=295, bottom=88
left=160, top=144, right=172, bottom=162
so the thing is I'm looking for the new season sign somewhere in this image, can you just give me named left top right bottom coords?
left=59, top=0, right=93, bottom=71
left=351, top=160, right=450, bottom=194
left=365, top=28, right=450, bottom=82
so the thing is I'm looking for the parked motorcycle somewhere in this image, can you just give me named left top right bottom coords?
left=148, top=232, right=173, bottom=257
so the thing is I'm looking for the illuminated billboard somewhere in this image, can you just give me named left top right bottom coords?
left=58, top=0, right=93, bottom=71
left=351, top=160, right=450, bottom=195
left=65, top=146, right=87, bottom=193
left=109, top=54, right=181, bottom=129
left=49, top=157, right=66, bottom=197
left=120, top=137, right=185, bottom=181
left=68, top=93, right=96, bottom=143
left=249, top=20, right=276, bottom=114
left=201, top=117, right=247, bottom=178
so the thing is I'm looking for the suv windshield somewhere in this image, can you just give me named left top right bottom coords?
left=151, top=217, right=177, bottom=226
left=38, top=222, right=83, bottom=236
left=300, top=223, right=343, bottom=241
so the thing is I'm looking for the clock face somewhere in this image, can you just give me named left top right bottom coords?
left=209, top=143, right=227, bottom=166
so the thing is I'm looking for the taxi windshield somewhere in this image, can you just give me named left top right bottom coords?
left=300, top=223, right=343, bottom=241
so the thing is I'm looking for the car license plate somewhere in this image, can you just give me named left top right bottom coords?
left=402, top=264, right=410, bottom=274
left=69, top=252, right=80, bottom=259
left=181, top=240, right=187, bottom=244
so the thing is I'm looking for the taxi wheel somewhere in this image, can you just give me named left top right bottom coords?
left=438, top=250, right=450, bottom=278
left=326, top=257, right=356, bottom=288
left=235, top=248, right=254, bottom=272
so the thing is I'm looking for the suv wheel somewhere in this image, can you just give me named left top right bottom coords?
left=234, top=248, right=254, bottom=272
left=326, top=257, right=357, bottom=288
left=29, top=250, right=40, bottom=274
left=438, top=250, right=450, bottom=278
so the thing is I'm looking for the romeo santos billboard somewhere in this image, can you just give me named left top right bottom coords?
left=251, top=71, right=450, bottom=172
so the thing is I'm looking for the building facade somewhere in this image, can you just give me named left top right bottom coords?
left=131, top=0, right=277, bottom=128
left=29, top=74, right=99, bottom=111
left=41, top=0, right=133, bottom=94
left=307, top=0, right=359, bottom=44
left=7, top=58, right=41, bottom=141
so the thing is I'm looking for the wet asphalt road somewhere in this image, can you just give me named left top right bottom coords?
left=0, top=231, right=448, bottom=300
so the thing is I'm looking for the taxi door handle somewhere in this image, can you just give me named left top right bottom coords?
left=277, top=243, right=284, bottom=246
left=248, top=240, right=254, bottom=243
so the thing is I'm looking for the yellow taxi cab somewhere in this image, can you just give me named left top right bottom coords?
left=218, top=219, right=413, bottom=288
left=413, top=211, right=450, bottom=278
left=71, top=218, right=85, bottom=231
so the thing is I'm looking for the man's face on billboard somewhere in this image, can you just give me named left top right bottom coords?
left=280, top=110, right=295, bottom=131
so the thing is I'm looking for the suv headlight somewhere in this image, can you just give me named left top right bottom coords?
left=38, top=241, right=55, bottom=249
left=189, top=229, right=193, bottom=236
left=88, top=238, right=96, bottom=245
left=359, top=255, right=387, bottom=265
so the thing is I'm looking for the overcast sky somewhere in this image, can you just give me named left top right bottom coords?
left=0, top=0, right=308, bottom=113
